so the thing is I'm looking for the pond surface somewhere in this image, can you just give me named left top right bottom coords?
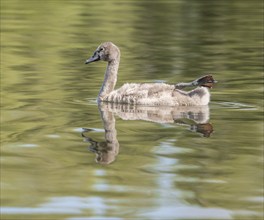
left=1, top=0, right=263, bottom=220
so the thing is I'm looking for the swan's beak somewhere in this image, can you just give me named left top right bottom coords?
left=85, top=54, right=100, bottom=64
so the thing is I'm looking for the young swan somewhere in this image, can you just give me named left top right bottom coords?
left=85, top=42, right=217, bottom=106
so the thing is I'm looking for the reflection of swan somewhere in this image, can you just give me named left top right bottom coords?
left=85, top=42, right=217, bottom=106
left=101, top=102, right=210, bottom=124
left=82, top=106, right=119, bottom=165
left=100, top=102, right=213, bottom=137
left=82, top=103, right=213, bottom=165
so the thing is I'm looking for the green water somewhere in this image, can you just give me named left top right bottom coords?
left=1, top=0, right=263, bottom=219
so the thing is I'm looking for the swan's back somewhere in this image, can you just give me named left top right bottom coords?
left=103, top=83, right=210, bottom=106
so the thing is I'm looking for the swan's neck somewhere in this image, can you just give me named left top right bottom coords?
left=98, top=59, right=119, bottom=101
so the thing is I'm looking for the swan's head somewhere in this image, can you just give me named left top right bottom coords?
left=85, top=42, right=120, bottom=64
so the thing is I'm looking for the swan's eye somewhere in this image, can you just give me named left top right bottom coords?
left=98, top=48, right=104, bottom=52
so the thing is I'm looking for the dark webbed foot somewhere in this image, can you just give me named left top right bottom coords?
left=175, top=75, right=217, bottom=89
left=193, top=75, right=217, bottom=88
